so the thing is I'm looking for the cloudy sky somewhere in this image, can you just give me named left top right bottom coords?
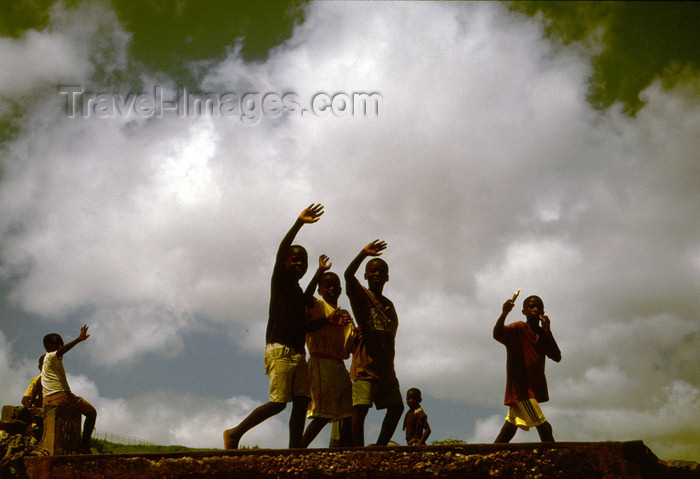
left=1, top=0, right=698, bottom=461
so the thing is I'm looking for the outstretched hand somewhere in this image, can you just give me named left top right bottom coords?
left=363, top=239, right=387, bottom=257
left=318, top=254, right=332, bottom=271
left=78, top=324, right=90, bottom=342
left=299, top=203, right=324, bottom=224
left=328, top=308, right=352, bottom=326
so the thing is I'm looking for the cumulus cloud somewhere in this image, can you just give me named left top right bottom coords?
left=0, top=1, right=698, bottom=459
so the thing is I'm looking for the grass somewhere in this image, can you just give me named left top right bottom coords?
left=90, top=438, right=259, bottom=454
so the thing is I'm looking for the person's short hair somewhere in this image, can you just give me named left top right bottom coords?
left=365, top=257, right=388, bottom=272
left=289, top=244, right=308, bottom=259
left=522, top=295, right=543, bottom=308
left=407, top=387, right=422, bottom=400
left=320, top=272, right=340, bottom=284
left=43, top=333, right=62, bottom=351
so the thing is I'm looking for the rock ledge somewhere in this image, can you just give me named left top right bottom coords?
left=24, top=441, right=699, bottom=478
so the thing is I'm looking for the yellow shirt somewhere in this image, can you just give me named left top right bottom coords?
left=24, top=375, right=40, bottom=397
left=306, top=298, right=354, bottom=360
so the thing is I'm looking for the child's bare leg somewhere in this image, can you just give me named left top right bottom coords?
left=352, top=404, right=369, bottom=446
left=338, top=417, right=353, bottom=446
left=74, top=396, right=96, bottom=451
left=494, top=421, right=517, bottom=443
left=301, top=417, right=330, bottom=447
left=376, top=404, right=403, bottom=446
left=81, top=408, right=97, bottom=450
left=288, top=396, right=310, bottom=448
left=223, top=401, right=286, bottom=449
left=536, top=421, right=554, bottom=442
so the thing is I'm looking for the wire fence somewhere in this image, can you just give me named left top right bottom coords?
left=93, top=430, right=155, bottom=446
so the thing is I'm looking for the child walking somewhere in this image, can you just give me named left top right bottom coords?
left=301, top=256, right=355, bottom=447
left=223, top=204, right=323, bottom=449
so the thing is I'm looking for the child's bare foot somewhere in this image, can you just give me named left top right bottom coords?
left=223, top=428, right=242, bottom=449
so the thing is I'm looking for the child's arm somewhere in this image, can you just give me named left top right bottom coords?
left=492, top=298, right=514, bottom=341
left=343, top=240, right=387, bottom=285
left=304, top=254, right=331, bottom=300
left=26, top=379, right=42, bottom=408
left=539, top=315, right=562, bottom=362
left=304, top=255, right=335, bottom=332
left=275, top=204, right=324, bottom=265
left=419, top=419, right=432, bottom=445
left=21, top=385, right=35, bottom=408
left=56, top=324, right=90, bottom=359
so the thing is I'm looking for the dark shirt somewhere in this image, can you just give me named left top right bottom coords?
left=403, top=407, right=429, bottom=443
left=265, top=257, right=308, bottom=354
left=347, top=278, right=398, bottom=384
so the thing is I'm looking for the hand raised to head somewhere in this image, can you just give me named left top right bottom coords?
left=318, top=254, right=332, bottom=271
left=363, top=240, right=387, bottom=257
left=299, top=203, right=324, bottom=224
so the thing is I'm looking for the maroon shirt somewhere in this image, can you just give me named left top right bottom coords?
left=498, top=321, right=551, bottom=406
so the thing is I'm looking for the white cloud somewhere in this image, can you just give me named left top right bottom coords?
left=0, top=0, right=698, bottom=460
left=0, top=1, right=129, bottom=117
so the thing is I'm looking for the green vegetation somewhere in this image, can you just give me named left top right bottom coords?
left=90, top=438, right=207, bottom=454
left=510, top=1, right=700, bottom=114
left=90, top=438, right=259, bottom=454
left=431, top=438, right=468, bottom=446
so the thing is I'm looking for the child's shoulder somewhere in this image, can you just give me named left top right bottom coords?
left=506, top=320, right=526, bottom=329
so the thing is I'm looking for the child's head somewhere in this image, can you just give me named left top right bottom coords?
left=364, top=258, right=389, bottom=289
left=43, top=333, right=63, bottom=353
left=286, top=245, right=309, bottom=280
left=406, top=387, right=422, bottom=409
left=522, top=295, right=544, bottom=319
left=318, top=272, right=341, bottom=303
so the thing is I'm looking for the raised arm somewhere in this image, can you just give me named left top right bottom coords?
left=275, top=203, right=324, bottom=264
left=493, top=299, right=514, bottom=341
left=539, top=315, right=562, bottom=362
left=344, top=240, right=387, bottom=284
left=57, top=324, right=90, bottom=359
left=304, top=254, right=332, bottom=300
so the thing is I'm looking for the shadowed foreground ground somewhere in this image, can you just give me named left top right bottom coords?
left=22, top=441, right=700, bottom=478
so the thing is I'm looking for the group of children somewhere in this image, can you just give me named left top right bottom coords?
left=24, top=203, right=562, bottom=452
left=221, top=204, right=418, bottom=448
left=222, top=203, right=561, bottom=449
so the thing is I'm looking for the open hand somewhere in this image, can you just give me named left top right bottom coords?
left=318, top=254, right=332, bottom=271
left=299, top=203, right=324, bottom=223
left=363, top=240, right=387, bottom=257
left=328, top=308, right=352, bottom=326
left=78, top=324, right=90, bottom=341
